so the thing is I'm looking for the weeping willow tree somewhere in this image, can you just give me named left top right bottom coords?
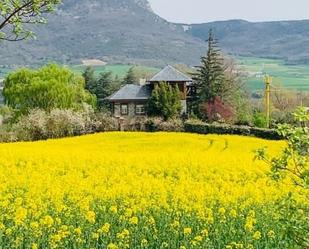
left=3, top=64, right=96, bottom=114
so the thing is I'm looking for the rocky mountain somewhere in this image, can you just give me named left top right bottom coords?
left=0, top=0, right=206, bottom=67
left=184, top=19, right=309, bottom=64
left=2, top=0, right=309, bottom=67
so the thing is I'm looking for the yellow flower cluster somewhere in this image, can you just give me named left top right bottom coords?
left=0, top=132, right=305, bottom=248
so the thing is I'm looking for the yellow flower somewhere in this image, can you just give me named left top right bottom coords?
left=267, top=230, right=275, bottom=239
left=229, top=209, right=237, bottom=218
left=125, top=208, right=133, bottom=218
left=41, top=215, right=54, bottom=228
left=219, top=207, right=226, bottom=216
left=141, top=239, right=148, bottom=246
left=129, top=216, right=139, bottom=225
left=85, top=211, right=96, bottom=224
left=101, top=223, right=110, bottom=234
left=171, top=220, right=180, bottom=229
left=194, top=235, right=203, bottom=242
left=92, top=232, right=99, bottom=240
left=107, top=243, right=118, bottom=249
left=110, top=206, right=118, bottom=214
left=253, top=231, right=262, bottom=240
left=74, top=227, right=82, bottom=235
left=30, top=222, right=39, bottom=230
left=184, top=227, right=192, bottom=236
left=0, top=223, right=5, bottom=231
left=51, top=234, right=61, bottom=243
left=201, top=229, right=209, bottom=237
left=14, top=207, right=27, bottom=224
left=31, top=243, right=38, bottom=249
left=5, top=228, right=12, bottom=236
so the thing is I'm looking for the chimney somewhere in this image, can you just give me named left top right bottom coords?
left=139, top=78, right=146, bottom=86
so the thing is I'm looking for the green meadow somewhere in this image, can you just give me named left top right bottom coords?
left=70, top=64, right=159, bottom=78
left=237, top=57, right=309, bottom=92
left=1, top=59, right=309, bottom=92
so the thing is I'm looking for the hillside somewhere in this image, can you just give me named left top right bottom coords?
left=2, top=1, right=309, bottom=67
left=0, top=0, right=206, bottom=67
left=184, top=19, right=309, bottom=64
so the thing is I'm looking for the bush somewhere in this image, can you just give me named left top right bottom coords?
left=253, top=112, right=268, bottom=128
left=8, top=107, right=118, bottom=142
left=92, top=112, right=118, bottom=132
left=0, top=105, right=15, bottom=125
left=13, top=109, right=49, bottom=141
left=46, top=109, right=86, bottom=138
left=144, top=117, right=184, bottom=132
left=184, top=121, right=282, bottom=140
left=0, top=128, right=17, bottom=143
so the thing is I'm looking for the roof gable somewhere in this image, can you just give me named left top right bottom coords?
left=149, top=65, right=192, bottom=82
left=108, top=84, right=151, bottom=101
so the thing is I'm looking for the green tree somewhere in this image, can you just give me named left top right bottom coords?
left=3, top=64, right=96, bottom=114
left=122, top=67, right=137, bottom=85
left=192, top=31, right=252, bottom=123
left=256, top=107, right=309, bottom=247
left=256, top=107, right=309, bottom=187
left=82, top=66, right=96, bottom=93
left=147, top=82, right=181, bottom=120
left=192, top=30, right=226, bottom=112
left=95, top=72, right=116, bottom=110
left=0, top=0, right=61, bottom=41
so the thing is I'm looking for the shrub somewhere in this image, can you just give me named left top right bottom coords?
left=0, top=128, right=17, bottom=143
left=144, top=117, right=184, bottom=132
left=253, top=111, right=268, bottom=128
left=46, top=109, right=86, bottom=138
left=200, top=97, right=235, bottom=123
left=0, top=105, right=15, bottom=125
left=184, top=121, right=281, bottom=140
left=92, top=112, right=118, bottom=132
left=147, top=82, right=182, bottom=120
left=8, top=107, right=118, bottom=142
left=13, top=109, right=48, bottom=141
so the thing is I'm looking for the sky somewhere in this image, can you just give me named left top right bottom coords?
left=148, top=0, right=309, bottom=24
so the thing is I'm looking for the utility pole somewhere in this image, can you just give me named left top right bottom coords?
left=264, top=75, right=272, bottom=128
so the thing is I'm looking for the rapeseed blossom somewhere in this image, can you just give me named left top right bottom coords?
left=0, top=132, right=306, bottom=248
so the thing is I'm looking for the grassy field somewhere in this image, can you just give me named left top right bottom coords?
left=0, top=132, right=306, bottom=248
left=70, top=64, right=159, bottom=78
left=238, top=57, right=309, bottom=92
left=1, top=58, right=309, bottom=92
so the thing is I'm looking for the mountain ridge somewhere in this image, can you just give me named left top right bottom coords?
left=182, top=19, right=309, bottom=64
left=0, top=0, right=206, bottom=67
left=1, top=0, right=309, bottom=67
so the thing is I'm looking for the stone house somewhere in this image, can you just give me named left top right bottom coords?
left=108, top=65, right=194, bottom=117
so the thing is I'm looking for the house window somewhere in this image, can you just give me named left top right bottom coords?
left=121, top=104, right=128, bottom=115
left=135, top=104, right=145, bottom=115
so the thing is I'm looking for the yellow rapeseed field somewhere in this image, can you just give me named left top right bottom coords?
left=0, top=132, right=305, bottom=248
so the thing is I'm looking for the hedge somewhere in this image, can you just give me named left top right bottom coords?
left=184, top=121, right=282, bottom=140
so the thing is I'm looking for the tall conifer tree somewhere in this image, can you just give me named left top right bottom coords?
left=122, top=67, right=137, bottom=85
left=192, top=30, right=226, bottom=116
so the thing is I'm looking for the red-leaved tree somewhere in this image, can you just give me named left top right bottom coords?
left=201, top=97, right=235, bottom=123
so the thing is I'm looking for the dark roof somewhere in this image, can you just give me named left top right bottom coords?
left=108, top=84, right=151, bottom=101
left=149, top=65, right=192, bottom=82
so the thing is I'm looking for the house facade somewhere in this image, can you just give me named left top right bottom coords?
left=108, top=65, right=194, bottom=117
